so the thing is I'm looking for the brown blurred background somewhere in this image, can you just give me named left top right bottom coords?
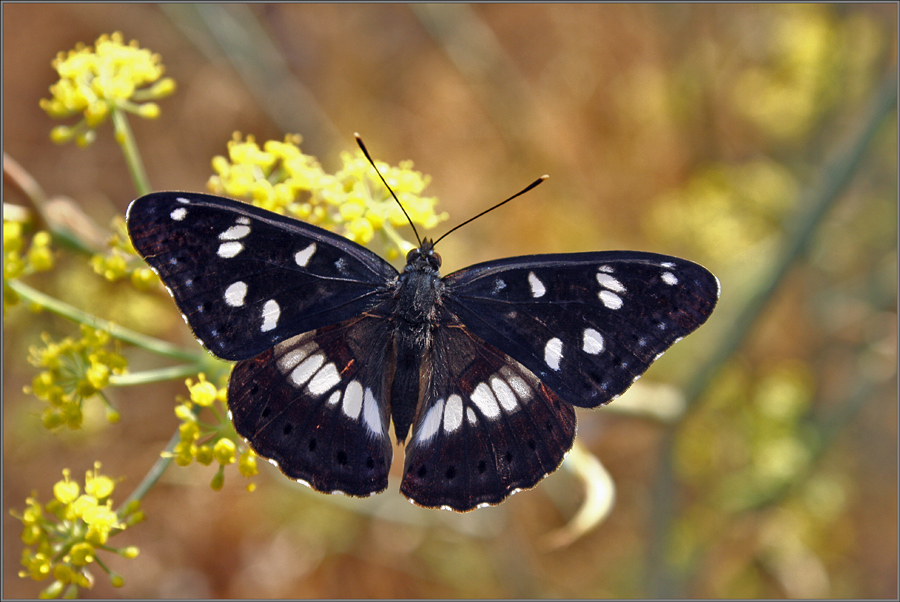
left=3, top=4, right=896, bottom=598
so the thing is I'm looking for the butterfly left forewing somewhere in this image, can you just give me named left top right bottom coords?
left=127, top=192, right=398, bottom=361
left=442, top=251, right=719, bottom=408
left=401, top=314, right=576, bottom=511
left=229, top=313, right=395, bottom=497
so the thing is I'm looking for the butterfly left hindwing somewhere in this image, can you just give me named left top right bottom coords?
left=228, top=314, right=395, bottom=497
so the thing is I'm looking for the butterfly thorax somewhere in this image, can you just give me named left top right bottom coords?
left=390, top=240, right=445, bottom=442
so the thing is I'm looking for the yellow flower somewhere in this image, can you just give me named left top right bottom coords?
left=52, top=470, right=80, bottom=505
left=213, top=438, right=237, bottom=466
left=186, top=373, right=219, bottom=407
left=41, top=32, right=175, bottom=146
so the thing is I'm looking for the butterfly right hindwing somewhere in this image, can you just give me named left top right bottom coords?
left=401, top=312, right=577, bottom=511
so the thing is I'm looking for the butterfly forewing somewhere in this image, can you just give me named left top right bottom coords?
left=228, top=313, right=395, bottom=497
left=401, top=314, right=576, bottom=511
left=127, top=192, right=398, bottom=360
left=442, top=252, right=719, bottom=408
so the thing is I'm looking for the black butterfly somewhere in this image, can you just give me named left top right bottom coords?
left=126, top=160, right=718, bottom=512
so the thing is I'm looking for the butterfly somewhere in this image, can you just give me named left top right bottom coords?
left=126, top=145, right=719, bottom=512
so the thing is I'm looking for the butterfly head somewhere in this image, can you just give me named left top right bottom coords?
left=405, top=239, right=442, bottom=273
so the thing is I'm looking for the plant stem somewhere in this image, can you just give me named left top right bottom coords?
left=9, top=279, right=201, bottom=362
left=112, top=109, right=151, bottom=196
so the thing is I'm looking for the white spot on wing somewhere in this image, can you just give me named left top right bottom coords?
left=491, top=378, right=518, bottom=413
left=661, top=271, right=678, bottom=285
left=544, top=337, right=563, bottom=371
left=493, top=279, right=506, bottom=294
left=308, top=362, right=340, bottom=396
left=326, top=390, right=341, bottom=406
left=219, top=225, right=250, bottom=240
left=342, top=383, right=363, bottom=419
left=599, top=290, right=623, bottom=309
left=505, top=374, right=531, bottom=401
left=277, top=346, right=311, bottom=372
left=176, top=197, right=190, bottom=204
left=236, top=217, right=250, bottom=225
left=362, top=389, right=382, bottom=436
left=470, top=383, right=500, bottom=419
left=528, top=272, right=546, bottom=298
left=289, top=353, right=324, bottom=387
left=217, top=241, right=243, bottom=258
left=466, top=407, right=478, bottom=425
left=417, top=398, right=444, bottom=443
left=443, top=394, right=463, bottom=433
left=596, top=272, right=625, bottom=292
left=661, top=262, right=675, bottom=268
left=598, top=265, right=614, bottom=273
left=343, top=381, right=363, bottom=419
left=294, top=243, right=317, bottom=267
left=260, top=299, right=280, bottom=331
left=170, top=207, right=187, bottom=221
left=224, top=281, right=247, bottom=307
left=583, top=328, right=605, bottom=354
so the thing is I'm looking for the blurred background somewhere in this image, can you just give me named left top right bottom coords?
left=3, top=4, right=896, bottom=598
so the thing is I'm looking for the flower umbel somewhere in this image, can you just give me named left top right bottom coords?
left=25, top=324, right=128, bottom=429
left=209, top=133, right=447, bottom=259
left=4, top=220, right=55, bottom=312
left=168, top=374, right=259, bottom=491
left=12, top=463, right=143, bottom=598
left=40, top=32, right=175, bottom=147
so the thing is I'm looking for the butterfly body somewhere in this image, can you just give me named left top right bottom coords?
left=127, top=191, right=719, bottom=511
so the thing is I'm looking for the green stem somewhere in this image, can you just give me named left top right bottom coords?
left=116, top=429, right=179, bottom=510
left=111, top=364, right=209, bottom=386
left=646, top=75, right=897, bottom=597
left=111, top=109, right=151, bottom=196
left=9, top=279, right=201, bottom=362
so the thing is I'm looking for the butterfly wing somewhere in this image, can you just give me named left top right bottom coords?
left=401, top=311, right=577, bottom=511
left=442, top=251, right=719, bottom=408
left=127, top=192, right=398, bottom=361
left=228, top=312, right=395, bottom=497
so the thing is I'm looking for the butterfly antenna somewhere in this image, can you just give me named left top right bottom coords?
left=355, top=133, right=423, bottom=247
left=432, top=174, right=548, bottom=247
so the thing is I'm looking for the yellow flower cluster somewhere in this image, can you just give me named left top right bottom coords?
left=4, top=220, right=54, bottom=311
left=13, top=463, right=143, bottom=598
left=169, top=374, right=259, bottom=491
left=209, top=133, right=447, bottom=259
left=26, top=325, right=128, bottom=429
left=90, top=218, right=158, bottom=290
left=40, top=32, right=175, bottom=146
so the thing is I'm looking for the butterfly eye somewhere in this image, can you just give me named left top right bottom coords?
left=406, top=248, right=419, bottom=263
left=429, top=252, right=442, bottom=269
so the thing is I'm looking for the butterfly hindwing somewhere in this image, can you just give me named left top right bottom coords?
left=442, top=251, right=719, bottom=408
left=228, top=313, right=395, bottom=497
left=127, top=192, right=398, bottom=361
left=401, top=312, right=577, bottom=511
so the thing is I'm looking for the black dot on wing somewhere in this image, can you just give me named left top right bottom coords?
left=307, top=437, right=316, bottom=452
left=477, top=460, right=487, bottom=474
left=366, top=456, right=375, bottom=470
left=445, top=465, right=457, bottom=480
left=336, top=450, right=348, bottom=466
left=260, top=405, right=269, bottom=418
left=417, top=464, right=427, bottom=478
left=504, top=451, right=513, bottom=464
left=527, top=438, right=537, bottom=451
left=282, top=423, right=292, bottom=436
